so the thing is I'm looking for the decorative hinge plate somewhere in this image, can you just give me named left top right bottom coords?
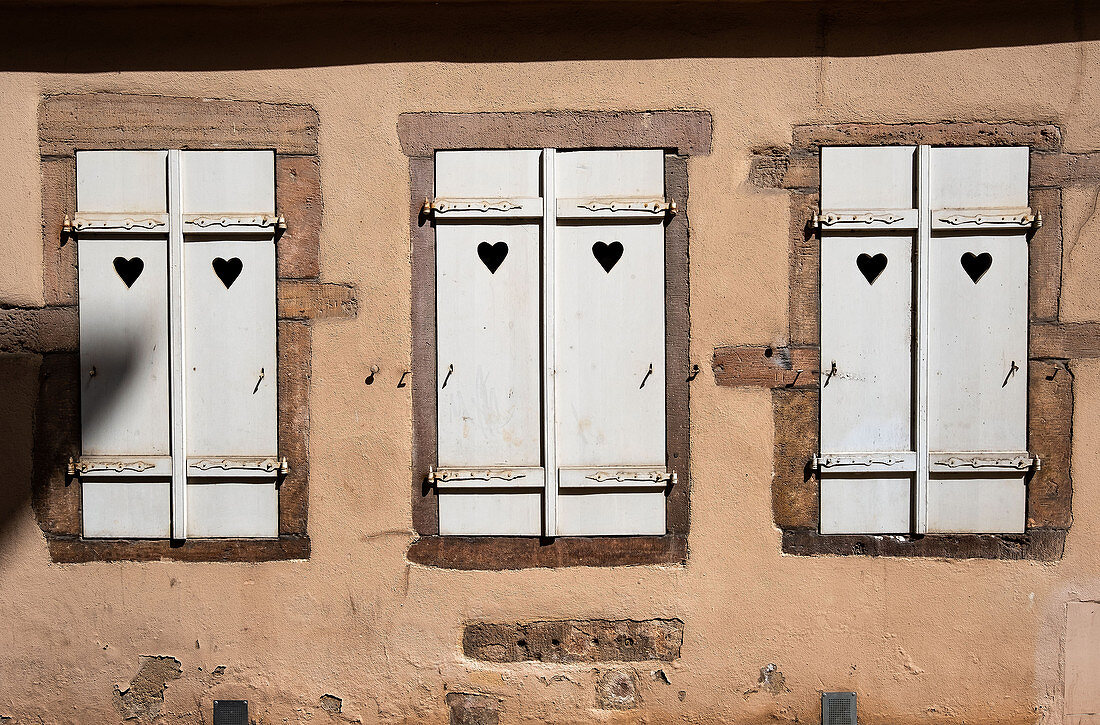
left=812, top=209, right=919, bottom=231
left=430, top=465, right=544, bottom=490
left=188, top=456, right=289, bottom=475
left=421, top=197, right=543, bottom=218
left=932, top=208, right=1041, bottom=230
left=557, top=466, right=675, bottom=490
left=557, top=197, right=676, bottom=220
left=65, top=214, right=168, bottom=234
left=68, top=455, right=172, bottom=477
left=582, top=469, right=676, bottom=484
left=814, top=452, right=918, bottom=472
left=929, top=451, right=1039, bottom=472
left=183, top=214, right=286, bottom=233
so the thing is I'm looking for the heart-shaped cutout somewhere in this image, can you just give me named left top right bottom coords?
left=112, top=256, right=144, bottom=288
left=855, top=253, right=888, bottom=285
left=212, top=257, right=243, bottom=288
left=592, top=241, right=624, bottom=273
left=477, top=241, right=508, bottom=274
left=960, top=252, right=993, bottom=283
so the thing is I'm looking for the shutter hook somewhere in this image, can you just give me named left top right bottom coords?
left=1002, top=360, right=1019, bottom=388
left=441, top=363, right=454, bottom=389
left=640, top=363, right=653, bottom=389
left=823, top=361, right=837, bottom=387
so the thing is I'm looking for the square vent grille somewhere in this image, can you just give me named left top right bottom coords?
left=822, top=692, right=856, bottom=725
left=213, top=700, right=248, bottom=725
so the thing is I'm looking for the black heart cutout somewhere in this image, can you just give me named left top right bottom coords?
left=112, top=257, right=144, bottom=288
left=477, top=241, right=508, bottom=274
left=592, top=241, right=624, bottom=273
left=212, top=257, right=243, bottom=288
left=855, top=253, right=888, bottom=285
left=960, top=252, right=993, bottom=284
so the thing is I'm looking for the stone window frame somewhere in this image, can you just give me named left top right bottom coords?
left=716, top=120, right=1085, bottom=560
left=31, top=93, right=356, bottom=563
left=399, top=111, right=712, bottom=569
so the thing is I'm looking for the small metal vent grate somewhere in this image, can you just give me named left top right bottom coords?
left=213, top=700, right=248, bottom=725
left=822, top=692, right=857, bottom=725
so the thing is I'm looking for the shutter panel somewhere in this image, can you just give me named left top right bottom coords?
left=553, top=150, right=666, bottom=536
left=925, top=147, right=1029, bottom=533
left=181, top=151, right=278, bottom=538
left=818, top=147, right=916, bottom=534
left=435, top=150, right=543, bottom=535
left=76, top=151, right=172, bottom=538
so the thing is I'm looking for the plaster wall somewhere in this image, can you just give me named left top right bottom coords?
left=1, top=1, right=1100, bottom=722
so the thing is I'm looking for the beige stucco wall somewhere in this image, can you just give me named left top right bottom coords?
left=1, top=2, right=1100, bottom=722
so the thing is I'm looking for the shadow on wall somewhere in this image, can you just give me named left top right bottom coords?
left=0, top=0, right=1097, bottom=71
left=0, top=329, right=147, bottom=561
left=0, top=355, right=43, bottom=558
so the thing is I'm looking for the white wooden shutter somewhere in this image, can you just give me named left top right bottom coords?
left=552, top=150, right=666, bottom=536
left=76, top=151, right=172, bottom=538
left=181, top=151, right=278, bottom=538
left=925, top=147, right=1030, bottom=533
left=818, top=147, right=916, bottom=534
left=434, top=150, right=544, bottom=535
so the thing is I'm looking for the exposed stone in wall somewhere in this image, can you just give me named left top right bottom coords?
left=594, top=669, right=640, bottom=710
left=319, top=694, right=342, bottom=713
left=446, top=692, right=500, bottom=725
left=113, top=655, right=181, bottom=722
left=743, top=664, right=789, bottom=698
left=463, top=619, right=683, bottom=663
left=0, top=307, right=77, bottom=354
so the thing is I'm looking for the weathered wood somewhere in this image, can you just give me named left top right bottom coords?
left=398, top=110, right=713, bottom=158
left=41, top=94, right=319, bottom=157
left=276, top=280, right=357, bottom=320
left=407, top=534, right=688, bottom=570
left=47, top=533, right=310, bottom=563
left=1031, top=151, right=1100, bottom=187
left=1031, top=322, right=1100, bottom=358
left=771, top=388, right=819, bottom=530
left=712, top=345, right=818, bottom=388
left=793, top=121, right=1062, bottom=154
left=788, top=192, right=820, bottom=346
left=782, top=528, right=1066, bottom=561
left=1028, top=360, right=1073, bottom=529
left=1029, top=186, right=1062, bottom=321
left=665, top=154, right=691, bottom=536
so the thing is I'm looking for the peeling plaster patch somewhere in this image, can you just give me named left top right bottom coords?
left=113, top=655, right=182, bottom=721
left=536, top=674, right=580, bottom=687
left=595, top=669, right=640, bottom=710
left=899, top=648, right=925, bottom=676
left=744, top=664, right=789, bottom=698
left=653, top=669, right=671, bottom=685
left=319, top=694, right=342, bottom=713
